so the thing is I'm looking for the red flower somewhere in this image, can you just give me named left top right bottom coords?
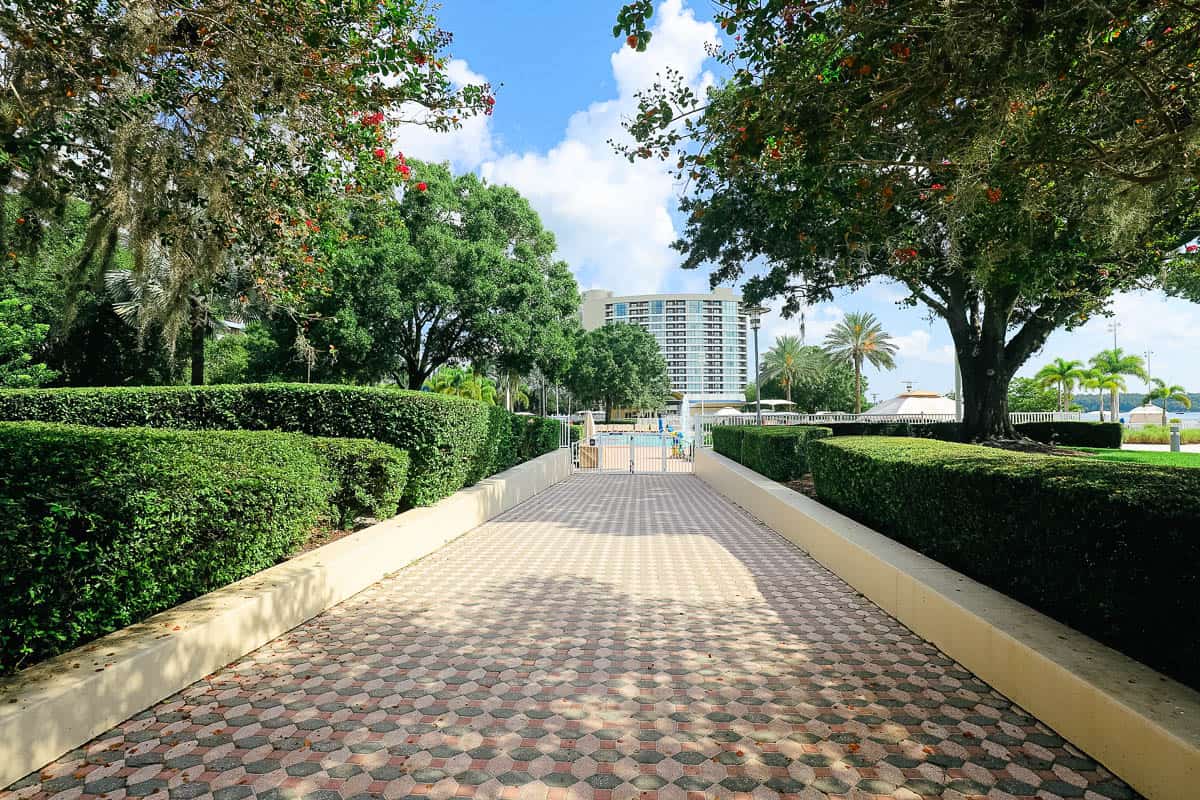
left=396, top=163, right=411, bottom=178
left=626, top=34, right=639, bottom=48
left=1187, top=244, right=1199, bottom=253
left=373, top=148, right=387, bottom=160
left=361, top=111, right=384, bottom=126
left=304, top=218, right=318, bottom=231
left=986, top=187, right=1002, bottom=204
left=416, top=182, right=428, bottom=192
left=931, top=183, right=945, bottom=191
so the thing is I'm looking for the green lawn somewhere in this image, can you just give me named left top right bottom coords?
left=1070, top=447, right=1200, bottom=467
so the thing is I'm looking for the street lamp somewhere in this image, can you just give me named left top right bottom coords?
left=745, top=304, right=769, bottom=426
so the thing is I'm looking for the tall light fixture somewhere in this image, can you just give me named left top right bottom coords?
left=746, top=304, right=769, bottom=426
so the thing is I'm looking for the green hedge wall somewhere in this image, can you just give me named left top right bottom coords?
left=808, top=436, right=1200, bottom=689
left=739, top=426, right=833, bottom=481
left=0, top=423, right=344, bottom=672
left=1014, top=421, right=1123, bottom=448
left=0, top=385, right=559, bottom=506
left=711, top=425, right=746, bottom=461
left=711, top=425, right=832, bottom=480
left=820, top=421, right=963, bottom=441
left=308, top=439, right=410, bottom=528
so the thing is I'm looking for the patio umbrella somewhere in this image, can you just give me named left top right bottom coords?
left=582, top=410, right=596, bottom=440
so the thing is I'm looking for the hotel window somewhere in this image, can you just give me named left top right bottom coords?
left=613, top=303, right=628, bottom=318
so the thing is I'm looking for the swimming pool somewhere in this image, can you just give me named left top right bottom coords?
left=593, top=432, right=690, bottom=446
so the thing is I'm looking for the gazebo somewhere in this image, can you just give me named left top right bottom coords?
left=1127, top=404, right=1165, bottom=424
left=863, top=390, right=957, bottom=417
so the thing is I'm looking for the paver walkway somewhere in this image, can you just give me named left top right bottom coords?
left=4, top=475, right=1137, bottom=800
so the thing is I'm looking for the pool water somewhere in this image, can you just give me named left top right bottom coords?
left=594, top=432, right=690, bottom=446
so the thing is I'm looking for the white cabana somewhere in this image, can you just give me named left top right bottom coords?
left=863, top=390, right=957, bottom=416
left=1127, top=404, right=1165, bottom=424
left=754, top=399, right=794, bottom=408
left=715, top=406, right=745, bottom=416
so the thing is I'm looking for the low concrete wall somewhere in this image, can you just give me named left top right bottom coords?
left=0, top=449, right=572, bottom=789
left=696, top=447, right=1200, bottom=800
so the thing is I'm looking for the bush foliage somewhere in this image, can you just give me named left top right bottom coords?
left=0, top=424, right=340, bottom=672
left=1014, top=421, right=1122, bottom=449
left=808, top=436, right=1200, bottom=689
left=0, top=384, right=559, bottom=505
left=712, top=425, right=833, bottom=481
left=308, top=438, right=410, bottom=528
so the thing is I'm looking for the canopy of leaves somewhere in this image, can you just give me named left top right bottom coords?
left=568, top=323, right=670, bottom=413
left=278, top=162, right=579, bottom=388
left=1, top=0, right=492, bottom=350
left=613, top=0, right=1200, bottom=438
left=1006, top=377, right=1060, bottom=413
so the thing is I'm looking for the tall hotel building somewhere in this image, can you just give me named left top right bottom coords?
left=579, top=288, right=749, bottom=406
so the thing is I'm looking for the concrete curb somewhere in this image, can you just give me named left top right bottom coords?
left=0, top=449, right=572, bottom=789
left=695, top=447, right=1200, bottom=800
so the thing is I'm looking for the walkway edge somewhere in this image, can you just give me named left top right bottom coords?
left=695, top=447, right=1200, bottom=800
left=0, top=449, right=572, bottom=790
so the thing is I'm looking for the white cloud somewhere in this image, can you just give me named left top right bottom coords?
left=393, top=59, right=498, bottom=170
left=396, top=1, right=719, bottom=294
left=893, top=328, right=955, bottom=366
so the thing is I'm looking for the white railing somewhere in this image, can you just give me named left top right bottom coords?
left=1009, top=412, right=1083, bottom=424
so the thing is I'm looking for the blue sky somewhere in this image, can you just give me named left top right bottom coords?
left=409, top=0, right=1198, bottom=401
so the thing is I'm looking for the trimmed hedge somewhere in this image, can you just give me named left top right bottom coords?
left=739, top=426, right=833, bottom=481
left=309, top=439, right=410, bottom=528
left=0, top=384, right=559, bottom=506
left=711, top=425, right=746, bottom=461
left=1014, top=421, right=1122, bottom=449
left=808, top=436, right=1200, bottom=689
left=820, top=421, right=963, bottom=441
left=712, top=425, right=833, bottom=480
left=0, top=424, right=338, bottom=672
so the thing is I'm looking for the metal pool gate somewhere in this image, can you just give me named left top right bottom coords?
left=571, top=433, right=694, bottom=474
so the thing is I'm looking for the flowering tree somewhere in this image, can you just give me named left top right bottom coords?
left=1, top=0, right=492, bottom=380
left=613, top=0, right=1200, bottom=440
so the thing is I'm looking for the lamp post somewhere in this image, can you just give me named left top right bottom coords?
left=746, top=305, right=769, bottom=426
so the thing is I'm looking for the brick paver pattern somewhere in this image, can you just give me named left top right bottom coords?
left=3, top=475, right=1138, bottom=800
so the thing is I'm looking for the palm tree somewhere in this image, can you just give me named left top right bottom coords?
left=1090, top=348, right=1147, bottom=419
left=1034, top=358, right=1085, bottom=412
left=761, top=335, right=816, bottom=403
left=1094, top=369, right=1128, bottom=419
left=1078, top=368, right=1103, bottom=420
left=424, top=366, right=499, bottom=405
left=823, top=312, right=898, bottom=413
left=1145, top=378, right=1191, bottom=425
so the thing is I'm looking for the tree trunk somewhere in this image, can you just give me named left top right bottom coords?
left=853, top=358, right=862, bottom=413
left=1112, top=388, right=1119, bottom=420
left=957, top=354, right=1017, bottom=441
left=189, top=297, right=206, bottom=386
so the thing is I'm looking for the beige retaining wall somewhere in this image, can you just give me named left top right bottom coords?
left=695, top=447, right=1200, bottom=800
left=0, top=449, right=572, bottom=789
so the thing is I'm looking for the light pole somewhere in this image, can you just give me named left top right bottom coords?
left=746, top=305, right=769, bottom=426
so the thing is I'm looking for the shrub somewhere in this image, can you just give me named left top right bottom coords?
left=0, top=384, right=559, bottom=505
left=1123, top=424, right=1200, bottom=445
left=0, top=423, right=336, bottom=673
left=711, top=425, right=747, bottom=460
left=308, top=438, right=409, bottom=528
left=1015, top=421, right=1122, bottom=448
left=808, top=436, right=1200, bottom=689
left=820, top=421, right=963, bottom=441
left=739, top=426, right=833, bottom=481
